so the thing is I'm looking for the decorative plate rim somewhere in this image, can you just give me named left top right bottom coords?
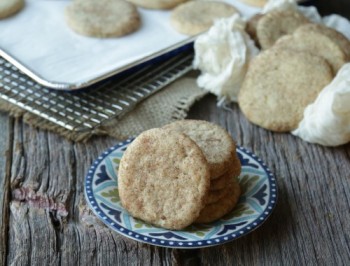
left=85, top=138, right=278, bottom=249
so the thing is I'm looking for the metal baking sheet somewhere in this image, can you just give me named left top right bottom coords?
left=0, top=0, right=259, bottom=90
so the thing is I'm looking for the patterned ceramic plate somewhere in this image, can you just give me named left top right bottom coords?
left=85, top=139, right=277, bottom=248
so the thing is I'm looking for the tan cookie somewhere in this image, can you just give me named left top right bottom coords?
left=170, top=1, right=239, bottom=35
left=0, top=0, right=24, bottom=19
left=245, top=13, right=264, bottom=47
left=206, top=186, right=227, bottom=204
left=296, top=23, right=350, bottom=61
left=163, top=120, right=237, bottom=179
left=127, top=0, right=188, bottom=9
left=237, top=0, right=267, bottom=7
left=195, top=178, right=241, bottom=224
left=274, top=28, right=348, bottom=73
left=118, top=128, right=210, bottom=230
left=238, top=49, right=333, bottom=132
left=65, top=0, right=141, bottom=38
left=256, top=9, right=309, bottom=49
left=296, top=23, right=350, bottom=60
left=211, top=155, right=241, bottom=191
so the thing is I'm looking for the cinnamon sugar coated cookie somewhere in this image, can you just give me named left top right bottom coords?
left=163, top=120, right=237, bottom=179
left=206, top=186, right=228, bottom=204
left=0, top=0, right=24, bottom=19
left=237, top=0, right=267, bottom=7
left=195, top=178, right=241, bottom=224
left=127, top=0, right=188, bottom=9
left=210, top=156, right=242, bottom=191
left=170, top=1, right=238, bottom=35
left=65, top=0, right=141, bottom=38
left=256, top=9, right=309, bottom=49
left=238, top=49, right=333, bottom=132
left=118, top=128, right=210, bottom=230
left=245, top=13, right=264, bottom=47
left=296, top=23, right=350, bottom=60
left=275, top=27, right=348, bottom=73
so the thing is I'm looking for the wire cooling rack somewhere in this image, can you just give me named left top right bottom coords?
left=0, top=50, right=194, bottom=132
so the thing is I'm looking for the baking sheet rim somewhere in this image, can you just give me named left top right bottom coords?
left=0, top=35, right=196, bottom=91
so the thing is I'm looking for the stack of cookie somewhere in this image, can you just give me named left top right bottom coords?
left=118, top=120, right=241, bottom=230
left=239, top=9, right=350, bottom=132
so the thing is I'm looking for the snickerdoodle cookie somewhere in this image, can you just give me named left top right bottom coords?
left=65, top=0, right=141, bottom=38
left=118, top=128, right=210, bottom=230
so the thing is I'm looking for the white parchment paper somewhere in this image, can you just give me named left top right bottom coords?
left=0, top=0, right=259, bottom=87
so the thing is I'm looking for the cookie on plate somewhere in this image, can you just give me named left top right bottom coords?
left=127, top=0, right=188, bottom=9
left=65, top=0, right=141, bottom=38
left=256, top=9, right=309, bottom=49
left=206, top=186, right=228, bottom=204
left=274, top=27, right=348, bottom=73
left=195, top=177, right=241, bottom=224
left=0, top=0, right=24, bottom=19
left=163, top=119, right=237, bottom=179
left=238, top=48, right=333, bottom=132
left=210, top=155, right=242, bottom=191
left=170, top=1, right=239, bottom=35
left=118, top=128, right=210, bottom=230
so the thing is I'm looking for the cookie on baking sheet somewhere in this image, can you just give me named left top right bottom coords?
left=127, top=0, right=188, bottom=9
left=163, top=120, right=237, bottom=179
left=256, top=9, right=309, bottom=49
left=170, top=1, right=239, bottom=35
left=118, top=128, right=210, bottom=230
left=195, top=178, right=241, bottom=224
left=0, top=0, right=24, bottom=19
left=238, top=49, right=333, bottom=132
left=274, top=30, right=347, bottom=74
left=295, top=23, right=350, bottom=60
left=237, top=0, right=267, bottom=7
left=65, top=0, right=141, bottom=38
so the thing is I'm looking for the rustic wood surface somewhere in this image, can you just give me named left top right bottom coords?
left=1, top=0, right=350, bottom=265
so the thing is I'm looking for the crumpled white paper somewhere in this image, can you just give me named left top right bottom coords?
left=292, top=64, right=350, bottom=146
left=193, top=14, right=259, bottom=103
left=194, top=0, right=350, bottom=146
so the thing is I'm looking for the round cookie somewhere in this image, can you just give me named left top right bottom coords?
left=256, top=9, right=309, bottom=49
left=206, top=186, right=227, bottom=204
left=274, top=30, right=347, bottom=74
left=195, top=178, right=241, bottom=224
left=118, top=128, right=210, bottom=230
left=127, top=0, right=188, bottom=9
left=295, top=23, right=350, bottom=60
left=0, top=0, right=24, bottom=19
left=245, top=13, right=264, bottom=47
left=237, top=0, right=266, bottom=7
left=170, top=1, right=239, bottom=35
left=163, top=120, right=237, bottom=179
left=64, top=0, right=141, bottom=38
left=211, top=155, right=241, bottom=191
left=238, top=49, right=333, bottom=132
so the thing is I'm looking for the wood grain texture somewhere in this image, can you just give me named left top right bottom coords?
left=0, top=113, right=12, bottom=266
left=1, top=0, right=350, bottom=265
left=189, top=95, right=350, bottom=265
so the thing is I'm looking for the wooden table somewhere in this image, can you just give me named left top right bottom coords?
left=1, top=0, right=350, bottom=265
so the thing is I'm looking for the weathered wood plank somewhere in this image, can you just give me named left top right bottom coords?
left=0, top=113, right=12, bottom=266
left=187, top=95, right=350, bottom=265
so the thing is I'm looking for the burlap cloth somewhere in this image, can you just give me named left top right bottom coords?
left=0, top=73, right=207, bottom=141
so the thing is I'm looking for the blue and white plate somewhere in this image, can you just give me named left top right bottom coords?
left=85, top=139, right=277, bottom=248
